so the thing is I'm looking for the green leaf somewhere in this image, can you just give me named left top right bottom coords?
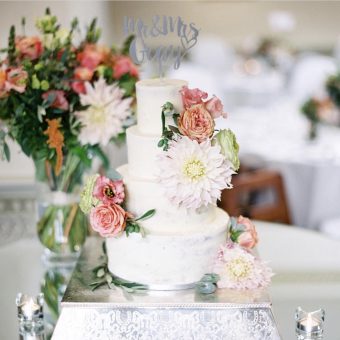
left=158, top=139, right=164, bottom=147
left=121, top=35, right=135, bottom=55
left=134, top=209, right=156, bottom=222
left=4, top=142, right=10, bottom=161
left=168, top=125, right=180, bottom=134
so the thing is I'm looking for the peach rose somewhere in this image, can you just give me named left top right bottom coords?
left=113, top=56, right=139, bottom=79
left=236, top=216, right=258, bottom=249
left=180, top=86, right=208, bottom=109
left=90, top=203, right=127, bottom=237
left=5, top=67, right=28, bottom=93
left=74, top=67, right=94, bottom=81
left=178, top=103, right=215, bottom=143
left=16, top=36, right=43, bottom=60
left=77, top=44, right=109, bottom=70
left=71, top=81, right=86, bottom=94
left=42, top=90, right=69, bottom=111
left=205, top=95, right=228, bottom=119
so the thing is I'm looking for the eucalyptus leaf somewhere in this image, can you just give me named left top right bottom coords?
left=135, top=209, right=156, bottom=222
left=4, top=142, right=10, bottom=161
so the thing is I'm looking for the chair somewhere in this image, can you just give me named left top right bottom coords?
left=219, top=169, right=291, bottom=224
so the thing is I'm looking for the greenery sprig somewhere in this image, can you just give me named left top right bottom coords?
left=157, top=102, right=180, bottom=151
left=125, top=209, right=155, bottom=237
left=90, top=242, right=147, bottom=293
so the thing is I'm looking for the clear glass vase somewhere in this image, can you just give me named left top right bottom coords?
left=35, top=153, right=89, bottom=266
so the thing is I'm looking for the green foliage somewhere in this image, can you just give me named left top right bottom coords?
left=326, top=73, right=340, bottom=108
left=301, top=98, right=319, bottom=123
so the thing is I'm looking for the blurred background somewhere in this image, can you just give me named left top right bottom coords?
left=1, top=1, right=340, bottom=339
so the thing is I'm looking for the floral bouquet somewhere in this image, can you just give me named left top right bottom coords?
left=301, top=73, right=340, bottom=140
left=157, top=86, right=240, bottom=211
left=0, top=8, right=139, bottom=258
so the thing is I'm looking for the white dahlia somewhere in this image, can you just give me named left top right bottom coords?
left=157, top=136, right=235, bottom=211
left=214, top=243, right=273, bottom=290
left=75, top=77, right=132, bottom=146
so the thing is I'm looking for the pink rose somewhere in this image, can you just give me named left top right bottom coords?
left=16, top=36, right=43, bottom=60
left=93, top=176, right=125, bottom=205
left=178, top=103, right=215, bottom=143
left=205, top=95, right=228, bottom=119
left=42, top=90, right=69, bottom=111
left=90, top=203, right=127, bottom=237
left=236, top=216, right=258, bottom=249
left=180, top=86, right=208, bottom=109
left=5, top=67, right=28, bottom=93
left=71, top=81, right=86, bottom=94
left=77, top=44, right=109, bottom=70
left=113, top=56, right=139, bottom=79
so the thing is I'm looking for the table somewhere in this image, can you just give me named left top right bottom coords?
left=219, top=100, right=340, bottom=229
left=1, top=222, right=340, bottom=339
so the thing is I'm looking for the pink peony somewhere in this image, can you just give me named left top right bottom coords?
left=77, top=44, right=109, bottom=70
left=5, top=67, right=28, bottom=93
left=180, top=86, right=208, bottom=109
left=93, top=176, right=125, bottom=205
left=42, top=90, right=69, bottom=111
left=236, top=216, right=258, bottom=249
left=16, top=36, right=43, bottom=60
left=178, top=103, right=215, bottom=143
left=205, top=95, right=228, bottom=119
left=90, top=203, right=127, bottom=237
left=113, top=56, right=139, bottom=79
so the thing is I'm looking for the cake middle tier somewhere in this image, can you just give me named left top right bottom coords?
left=117, top=164, right=225, bottom=234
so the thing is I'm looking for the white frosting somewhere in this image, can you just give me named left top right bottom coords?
left=136, top=78, right=187, bottom=135
left=126, top=126, right=160, bottom=180
left=117, top=164, right=217, bottom=234
left=106, top=208, right=228, bottom=286
left=107, top=78, right=230, bottom=288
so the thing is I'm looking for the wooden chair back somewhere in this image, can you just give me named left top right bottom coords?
left=220, top=169, right=291, bottom=224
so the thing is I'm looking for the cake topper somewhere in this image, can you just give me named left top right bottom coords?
left=123, top=15, right=200, bottom=77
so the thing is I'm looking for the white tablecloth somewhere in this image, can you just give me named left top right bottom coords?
left=218, top=100, right=340, bottom=229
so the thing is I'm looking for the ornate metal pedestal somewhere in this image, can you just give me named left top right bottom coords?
left=52, top=238, right=281, bottom=340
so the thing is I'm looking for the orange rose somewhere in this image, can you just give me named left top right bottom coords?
left=178, top=103, right=215, bottom=143
left=16, top=36, right=43, bottom=60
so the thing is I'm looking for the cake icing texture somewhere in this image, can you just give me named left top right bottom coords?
left=107, top=78, right=230, bottom=287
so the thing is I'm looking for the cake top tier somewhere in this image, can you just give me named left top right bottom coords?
left=136, top=78, right=187, bottom=136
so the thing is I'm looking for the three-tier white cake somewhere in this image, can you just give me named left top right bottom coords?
left=106, top=79, right=229, bottom=289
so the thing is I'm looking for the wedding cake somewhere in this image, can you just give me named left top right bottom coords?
left=106, top=79, right=230, bottom=289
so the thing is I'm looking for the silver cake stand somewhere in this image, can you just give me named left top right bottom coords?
left=53, top=237, right=281, bottom=340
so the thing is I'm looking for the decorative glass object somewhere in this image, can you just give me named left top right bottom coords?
left=35, top=155, right=89, bottom=266
left=16, top=293, right=45, bottom=340
left=295, top=307, right=325, bottom=339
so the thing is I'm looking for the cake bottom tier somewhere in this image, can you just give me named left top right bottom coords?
left=106, top=208, right=229, bottom=289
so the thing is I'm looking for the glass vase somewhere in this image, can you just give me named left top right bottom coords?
left=35, top=153, right=89, bottom=266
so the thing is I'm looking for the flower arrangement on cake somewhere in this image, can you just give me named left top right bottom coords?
left=0, top=8, right=139, bottom=257
left=157, top=86, right=239, bottom=211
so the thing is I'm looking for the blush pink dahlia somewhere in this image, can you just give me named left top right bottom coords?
left=75, top=77, right=132, bottom=146
left=157, top=136, right=235, bottom=211
left=90, top=203, right=127, bottom=237
left=213, top=242, right=273, bottom=290
left=93, top=176, right=125, bottom=205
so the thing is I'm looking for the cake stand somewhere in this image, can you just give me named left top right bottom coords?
left=53, top=237, right=281, bottom=340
